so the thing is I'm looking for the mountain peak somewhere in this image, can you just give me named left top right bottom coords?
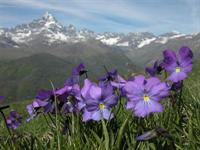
left=42, top=12, right=56, bottom=22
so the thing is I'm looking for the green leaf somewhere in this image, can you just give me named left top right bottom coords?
left=115, top=117, right=129, bottom=149
left=102, top=120, right=109, bottom=150
left=90, top=129, right=102, bottom=146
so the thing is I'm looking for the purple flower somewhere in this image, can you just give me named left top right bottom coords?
left=98, top=69, right=118, bottom=83
left=171, top=81, right=183, bottom=91
left=99, top=69, right=126, bottom=97
left=162, top=46, right=193, bottom=82
left=72, top=63, right=86, bottom=76
left=56, top=84, right=81, bottom=113
left=0, top=96, right=4, bottom=102
left=81, top=79, right=118, bottom=121
left=6, top=111, right=22, bottom=129
left=26, top=89, right=54, bottom=121
left=136, top=129, right=157, bottom=141
left=124, top=75, right=169, bottom=117
left=65, top=63, right=87, bottom=86
left=145, top=60, right=163, bottom=77
left=99, top=69, right=126, bottom=89
left=33, top=89, right=53, bottom=109
left=136, top=127, right=171, bottom=141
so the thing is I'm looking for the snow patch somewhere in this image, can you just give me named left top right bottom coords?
left=11, top=30, right=32, bottom=43
left=155, top=37, right=168, bottom=44
left=116, top=41, right=129, bottom=46
left=101, top=37, right=120, bottom=45
left=155, top=33, right=185, bottom=44
left=169, top=34, right=185, bottom=39
left=137, top=38, right=156, bottom=48
left=0, top=29, right=4, bottom=35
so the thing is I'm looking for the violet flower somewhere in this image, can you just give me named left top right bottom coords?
left=0, top=96, right=4, bottom=102
left=124, top=75, right=169, bottom=117
left=171, top=81, right=183, bottom=91
left=65, top=63, right=87, bottom=86
left=6, top=110, right=22, bottom=129
left=81, top=79, right=118, bottom=121
left=99, top=69, right=126, bottom=98
left=162, top=46, right=193, bottom=82
left=145, top=60, right=163, bottom=77
left=56, top=84, right=81, bottom=113
left=136, top=127, right=171, bottom=141
left=99, top=69, right=126, bottom=89
left=26, top=89, right=54, bottom=121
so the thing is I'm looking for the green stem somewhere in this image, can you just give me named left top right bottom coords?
left=50, top=81, right=61, bottom=150
left=178, top=81, right=183, bottom=114
left=0, top=109, right=12, bottom=137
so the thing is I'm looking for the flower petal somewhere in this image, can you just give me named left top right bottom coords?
left=55, top=86, right=71, bottom=95
left=134, top=75, right=146, bottom=88
left=104, top=95, right=118, bottom=107
left=81, top=79, right=92, bottom=99
left=91, top=110, right=102, bottom=121
left=178, top=46, right=193, bottom=64
left=167, top=71, right=187, bottom=82
left=82, top=109, right=92, bottom=122
left=182, top=64, right=193, bottom=73
left=102, top=109, right=113, bottom=120
left=149, top=82, right=169, bottom=98
left=0, top=96, right=4, bottom=101
left=124, top=81, right=143, bottom=95
left=100, top=83, right=114, bottom=98
left=145, top=77, right=161, bottom=91
left=85, top=100, right=99, bottom=112
left=126, top=101, right=137, bottom=109
left=134, top=100, right=163, bottom=117
left=26, top=104, right=34, bottom=115
left=89, top=85, right=102, bottom=100
left=163, top=49, right=177, bottom=72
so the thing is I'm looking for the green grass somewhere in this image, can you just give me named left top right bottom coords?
left=0, top=60, right=200, bottom=149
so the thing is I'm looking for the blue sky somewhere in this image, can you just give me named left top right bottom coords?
left=0, top=0, right=199, bottom=35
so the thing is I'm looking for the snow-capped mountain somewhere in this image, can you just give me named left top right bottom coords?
left=0, top=12, right=199, bottom=49
left=0, top=12, right=200, bottom=101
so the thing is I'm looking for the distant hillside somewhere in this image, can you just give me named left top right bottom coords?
left=0, top=52, right=135, bottom=101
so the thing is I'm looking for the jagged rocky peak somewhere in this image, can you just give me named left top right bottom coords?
left=128, top=32, right=156, bottom=38
left=0, top=12, right=197, bottom=48
left=66, top=24, right=76, bottom=32
left=42, top=12, right=56, bottom=23
left=79, top=28, right=96, bottom=39
left=159, top=31, right=182, bottom=37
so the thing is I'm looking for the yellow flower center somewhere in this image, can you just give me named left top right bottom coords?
left=175, top=67, right=181, bottom=73
left=99, top=103, right=105, bottom=110
left=143, top=95, right=150, bottom=101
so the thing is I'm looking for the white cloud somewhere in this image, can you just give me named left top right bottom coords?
left=0, top=0, right=152, bottom=25
left=0, top=0, right=199, bottom=33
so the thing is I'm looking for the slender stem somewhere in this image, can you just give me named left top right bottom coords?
left=0, top=110, right=12, bottom=137
left=85, top=72, right=88, bottom=78
left=0, top=105, right=9, bottom=110
left=178, top=81, right=183, bottom=114
left=47, top=113, right=56, bottom=127
left=43, top=114, right=51, bottom=128
left=115, top=90, right=122, bottom=116
left=103, top=65, right=109, bottom=73
left=164, top=70, right=168, bottom=80
left=50, top=81, right=61, bottom=150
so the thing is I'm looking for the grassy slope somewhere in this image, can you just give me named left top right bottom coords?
left=0, top=51, right=136, bottom=102
left=0, top=60, right=200, bottom=149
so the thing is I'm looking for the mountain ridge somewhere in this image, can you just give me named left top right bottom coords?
left=0, top=12, right=199, bottom=49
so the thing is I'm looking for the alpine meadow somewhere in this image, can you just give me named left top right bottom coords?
left=0, top=1, right=200, bottom=150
